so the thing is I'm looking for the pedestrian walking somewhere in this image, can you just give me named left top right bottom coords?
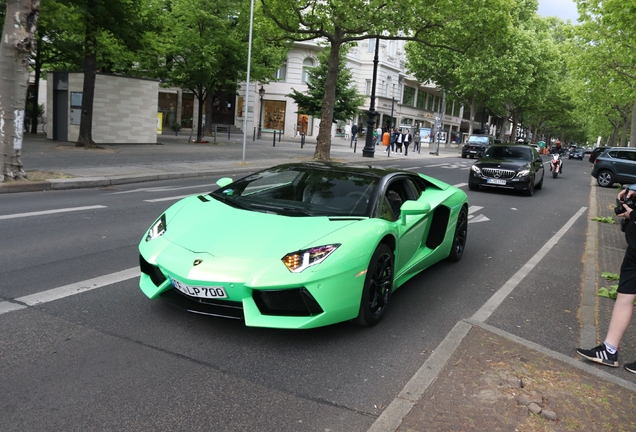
left=395, top=129, right=404, bottom=154
left=577, top=185, right=636, bottom=373
left=344, top=124, right=351, bottom=140
left=376, top=126, right=383, bottom=146
left=382, top=129, right=390, bottom=150
left=390, top=128, right=399, bottom=152
left=413, top=131, right=421, bottom=153
left=403, top=129, right=412, bottom=155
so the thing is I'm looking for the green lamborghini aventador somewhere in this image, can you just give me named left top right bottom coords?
left=139, top=162, right=468, bottom=329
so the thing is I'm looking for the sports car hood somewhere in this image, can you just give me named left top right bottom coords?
left=475, top=158, right=530, bottom=171
left=161, top=196, right=358, bottom=258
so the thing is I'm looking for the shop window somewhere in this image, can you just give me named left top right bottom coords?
left=368, top=38, right=375, bottom=53
left=263, top=100, right=286, bottom=131
left=181, top=93, right=194, bottom=128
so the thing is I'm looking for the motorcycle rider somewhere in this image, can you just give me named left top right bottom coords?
left=549, top=140, right=564, bottom=173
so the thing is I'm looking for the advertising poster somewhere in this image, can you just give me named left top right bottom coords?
left=420, top=127, right=432, bottom=144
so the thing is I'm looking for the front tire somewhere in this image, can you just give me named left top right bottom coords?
left=468, top=181, right=479, bottom=191
left=448, top=206, right=468, bottom=262
left=535, top=172, right=544, bottom=190
left=552, top=169, right=558, bottom=179
left=356, top=244, right=394, bottom=327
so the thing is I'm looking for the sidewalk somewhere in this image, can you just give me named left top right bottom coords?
left=3, top=134, right=636, bottom=431
left=0, top=133, right=461, bottom=194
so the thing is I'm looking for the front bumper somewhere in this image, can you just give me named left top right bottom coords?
left=138, top=248, right=369, bottom=329
left=469, top=170, right=531, bottom=191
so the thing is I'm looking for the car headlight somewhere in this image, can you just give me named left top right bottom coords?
left=471, top=165, right=482, bottom=175
left=282, top=244, right=340, bottom=273
left=146, top=214, right=166, bottom=241
left=516, top=169, right=530, bottom=178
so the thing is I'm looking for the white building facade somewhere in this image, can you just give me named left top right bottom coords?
left=235, top=39, right=468, bottom=143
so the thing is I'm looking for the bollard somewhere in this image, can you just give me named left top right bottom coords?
left=273, top=131, right=276, bottom=147
left=278, top=130, right=282, bottom=143
left=253, top=127, right=256, bottom=141
left=228, top=126, right=230, bottom=139
left=301, top=133, right=305, bottom=148
left=353, top=138, right=357, bottom=153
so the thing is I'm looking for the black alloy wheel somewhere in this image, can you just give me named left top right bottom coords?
left=356, top=244, right=394, bottom=326
left=525, top=176, right=535, bottom=196
left=448, top=206, right=468, bottom=262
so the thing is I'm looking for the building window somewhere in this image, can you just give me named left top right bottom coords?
left=386, top=77, right=392, bottom=98
left=416, top=91, right=426, bottom=109
left=274, top=59, right=287, bottom=81
left=302, top=58, right=314, bottom=84
left=365, top=79, right=372, bottom=95
left=389, top=40, right=394, bottom=55
left=445, top=99, right=453, bottom=115
left=403, top=86, right=415, bottom=106
left=453, top=101, right=461, bottom=117
left=433, top=95, right=440, bottom=112
left=367, top=38, right=375, bottom=53
left=426, top=93, right=433, bottom=111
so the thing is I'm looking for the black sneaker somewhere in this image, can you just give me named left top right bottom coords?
left=576, top=344, right=619, bottom=367
left=624, top=362, right=636, bottom=374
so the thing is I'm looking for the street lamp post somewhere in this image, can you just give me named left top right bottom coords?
left=257, top=85, right=265, bottom=139
left=363, top=38, right=380, bottom=158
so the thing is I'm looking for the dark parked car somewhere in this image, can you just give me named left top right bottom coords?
left=461, top=134, right=494, bottom=159
left=589, top=146, right=610, bottom=163
left=591, top=147, right=636, bottom=187
left=468, top=144, right=545, bottom=196
left=569, top=147, right=585, bottom=160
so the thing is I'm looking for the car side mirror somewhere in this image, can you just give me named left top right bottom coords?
left=216, top=177, right=233, bottom=188
left=400, top=200, right=431, bottom=225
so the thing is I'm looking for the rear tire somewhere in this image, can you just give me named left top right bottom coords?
left=356, top=244, right=394, bottom=327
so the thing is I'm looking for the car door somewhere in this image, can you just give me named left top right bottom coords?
left=531, top=148, right=544, bottom=185
left=612, top=150, right=636, bottom=184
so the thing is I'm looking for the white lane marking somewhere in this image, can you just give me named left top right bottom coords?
left=0, top=205, right=107, bottom=221
left=144, top=194, right=195, bottom=203
left=0, top=268, right=140, bottom=316
left=403, top=166, right=422, bottom=170
left=468, top=214, right=490, bottom=223
left=471, top=206, right=587, bottom=322
left=453, top=182, right=468, bottom=188
left=107, top=183, right=218, bottom=195
left=468, top=205, right=483, bottom=213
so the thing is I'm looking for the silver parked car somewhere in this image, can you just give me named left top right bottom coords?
left=591, top=147, right=636, bottom=187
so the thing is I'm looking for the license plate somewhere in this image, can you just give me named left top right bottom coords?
left=469, top=150, right=477, bottom=153
left=170, top=277, right=227, bottom=299
left=487, top=178, right=506, bottom=185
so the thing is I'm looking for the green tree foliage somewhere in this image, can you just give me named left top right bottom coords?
left=569, top=0, right=636, bottom=146
left=287, top=46, right=364, bottom=124
left=260, top=0, right=512, bottom=160
left=159, top=0, right=287, bottom=142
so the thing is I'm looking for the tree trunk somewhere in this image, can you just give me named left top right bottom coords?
left=77, top=30, right=97, bottom=148
left=314, top=39, right=341, bottom=161
left=468, top=97, right=475, bottom=136
left=620, top=113, right=629, bottom=147
left=0, top=0, right=40, bottom=182
left=196, top=93, right=206, bottom=143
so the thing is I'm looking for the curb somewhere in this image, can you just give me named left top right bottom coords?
left=0, top=181, right=51, bottom=194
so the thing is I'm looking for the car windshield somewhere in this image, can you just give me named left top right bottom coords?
left=485, top=146, right=532, bottom=161
left=210, top=165, right=379, bottom=217
left=467, top=136, right=489, bottom=144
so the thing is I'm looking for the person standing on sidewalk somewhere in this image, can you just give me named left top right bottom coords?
left=577, top=185, right=636, bottom=373
left=413, top=131, right=421, bottom=153
left=403, top=129, right=412, bottom=155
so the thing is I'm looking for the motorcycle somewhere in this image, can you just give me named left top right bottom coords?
left=549, top=153, right=563, bottom=178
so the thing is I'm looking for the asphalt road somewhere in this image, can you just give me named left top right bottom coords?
left=0, top=156, right=594, bottom=431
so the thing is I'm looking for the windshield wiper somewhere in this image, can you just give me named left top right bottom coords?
left=249, top=203, right=312, bottom=216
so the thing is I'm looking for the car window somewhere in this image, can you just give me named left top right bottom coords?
left=467, top=136, right=489, bottom=144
